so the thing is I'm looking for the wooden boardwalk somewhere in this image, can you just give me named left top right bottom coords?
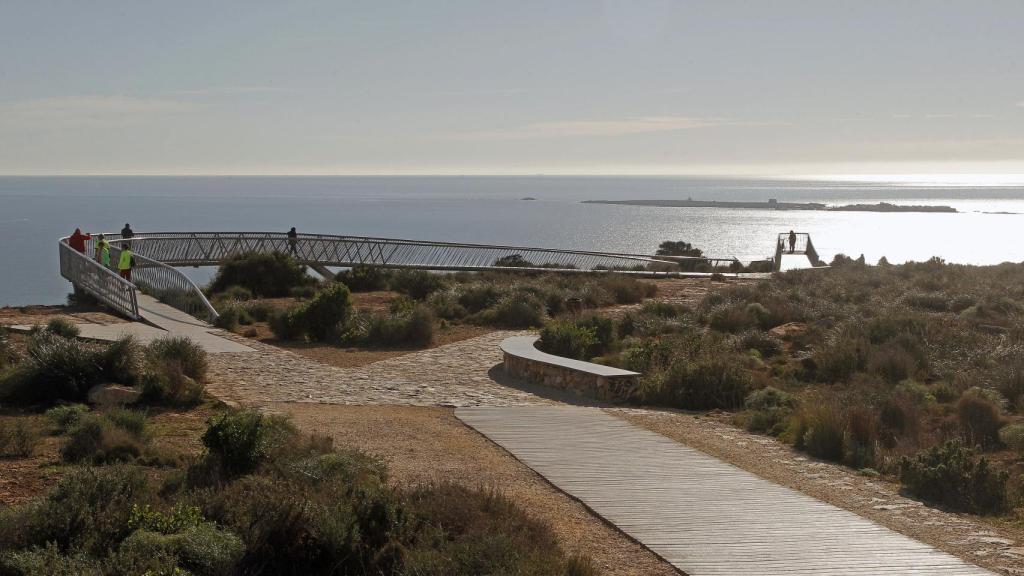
left=456, top=406, right=993, bottom=576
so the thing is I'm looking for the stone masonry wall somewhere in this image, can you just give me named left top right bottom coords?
left=503, top=353, right=638, bottom=403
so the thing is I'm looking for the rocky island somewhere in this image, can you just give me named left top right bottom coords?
left=582, top=199, right=958, bottom=213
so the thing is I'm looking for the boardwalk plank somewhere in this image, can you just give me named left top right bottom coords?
left=457, top=406, right=993, bottom=576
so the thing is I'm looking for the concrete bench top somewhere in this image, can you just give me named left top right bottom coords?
left=500, top=335, right=640, bottom=378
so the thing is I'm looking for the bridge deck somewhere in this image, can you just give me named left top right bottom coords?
left=456, top=406, right=992, bottom=576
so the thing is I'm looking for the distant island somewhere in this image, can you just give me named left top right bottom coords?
left=582, top=199, right=958, bottom=213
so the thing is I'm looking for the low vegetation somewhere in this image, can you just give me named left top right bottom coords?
left=575, top=257, right=1024, bottom=517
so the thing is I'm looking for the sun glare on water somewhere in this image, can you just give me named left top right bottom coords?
left=811, top=173, right=1024, bottom=187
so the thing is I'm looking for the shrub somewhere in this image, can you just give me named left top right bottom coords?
left=46, top=318, right=80, bottom=339
left=456, top=283, right=505, bottom=313
left=905, top=292, right=948, bottom=312
left=574, top=314, right=616, bottom=353
left=201, top=410, right=295, bottom=477
left=0, top=466, right=153, bottom=556
left=336, top=265, right=391, bottom=292
left=355, top=305, right=435, bottom=347
left=268, top=307, right=307, bottom=340
left=390, top=270, right=447, bottom=300
left=640, top=300, right=687, bottom=318
left=791, top=404, right=846, bottom=463
left=61, top=413, right=148, bottom=464
left=602, top=276, right=656, bottom=304
left=867, top=346, right=920, bottom=384
left=899, top=440, right=1007, bottom=515
left=997, top=359, right=1024, bottom=411
left=0, top=417, right=43, bottom=458
left=739, top=330, right=783, bottom=357
left=743, top=387, right=795, bottom=435
left=957, top=395, right=1004, bottom=449
left=301, top=283, right=353, bottom=342
left=745, top=387, right=795, bottom=411
left=427, top=290, right=468, bottom=320
left=0, top=543, right=105, bottom=575
left=474, top=292, right=546, bottom=328
left=218, top=285, right=254, bottom=301
left=141, top=369, right=204, bottom=407
left=656, top=241, right=703, bottom=257
left=999, top=424, right=1024, bottom=454
left=209, top=252, right=314, bottom=297
left=147, top=337, right=208, bottom=383
left=97, top=336, right=146, bottom=387
left=843, top=404, right=878, bottom=469
left=647, top=355, right=751, bottom=410
left=538, top=322, right=598, bottom=360
left=117, top=522, right=244, bottom=576
left=812, top=333, right=870, bottom=383
left=44, top=403, right=90, bottom=433
left=619, top=339, right=674, bottom=373
left=405, top=483, right=592, bottom=576
left=707, top=304, right=755, bottom=333
left=0, top=331, right=102, bottom=404
left=212, top=305, right=248, bottom=331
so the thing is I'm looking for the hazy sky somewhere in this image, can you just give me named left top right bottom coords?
left=2, top=1, right=1022, bottom=176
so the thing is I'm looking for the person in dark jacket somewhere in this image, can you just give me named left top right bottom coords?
left=121, top=223, right=135, bottom=249
left=287, top=227, right=298, bottom=256
left=68, top=228, right=91, bottom=253
left=788, top=230, right=797, bottom=253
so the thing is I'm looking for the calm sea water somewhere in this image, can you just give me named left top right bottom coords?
left=2, top=176, right=1023, bottom=307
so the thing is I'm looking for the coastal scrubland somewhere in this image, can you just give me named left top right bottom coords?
left=0, top=325, right=597, bottom=575
left=538, top=256, right=1024, bottom=518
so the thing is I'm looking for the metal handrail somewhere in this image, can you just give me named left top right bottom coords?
left=102, top=231, right=680, bottom=272
left=58, top=237, right=139, bottom=319
left=107, top=241, right=219, bottom=321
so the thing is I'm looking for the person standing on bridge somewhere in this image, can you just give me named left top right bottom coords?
left=287, top=227, right=298, bottom=256
left=788, top=230, right=797, bottom=253
left=118, top=245, right=135, bottom=281
left=68, top=228, right=91, bottom=253
left=94, top=234, right=110, bottom=267
left=121, top=223, right=134, bottom=248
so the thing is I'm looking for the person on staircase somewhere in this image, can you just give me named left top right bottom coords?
left=118, top=245, right=135, bottom=281
left=95, top=234, right=111, bottom=267
left=68, top=228, right=91, bottom=253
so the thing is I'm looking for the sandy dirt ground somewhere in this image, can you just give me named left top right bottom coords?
left=274, top=403, right=681, bottom=576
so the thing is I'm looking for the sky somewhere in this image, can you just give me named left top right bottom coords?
left=1, top=0, right=1023, bottom=177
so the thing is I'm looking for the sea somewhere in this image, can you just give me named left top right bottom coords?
left=1, top=175, right=1023, bottom=307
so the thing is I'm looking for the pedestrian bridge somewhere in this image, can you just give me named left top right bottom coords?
left=58, top=231, right=804, bottom=322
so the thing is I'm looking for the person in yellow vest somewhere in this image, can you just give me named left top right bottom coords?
left=94, top=234, right=110, bottom=267
left=118, top=246, right=134, bottom=281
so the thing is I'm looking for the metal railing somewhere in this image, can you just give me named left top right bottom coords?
left=107, top=232, right=678, bottom=272
left=774, top=233, right=824, bottom=270
left=58, top=238, right=139, bottom=319
left=107, top=242, right=219, bottom=321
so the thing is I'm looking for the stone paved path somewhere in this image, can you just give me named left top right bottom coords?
left=458, top=406, right=995, bottom=576
left=206, top=330, right=557, bottom=407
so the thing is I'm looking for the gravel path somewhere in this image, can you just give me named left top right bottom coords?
left=206, top=330, right=559, bottom=407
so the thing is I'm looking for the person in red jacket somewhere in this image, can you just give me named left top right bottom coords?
left=68, top=228, right=91, bottom=253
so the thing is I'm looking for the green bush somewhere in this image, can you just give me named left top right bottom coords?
left=209, top=252, right=314, bottom=297
left=301, top=283, right=353, bottom=342
left=640, top=300, right=688, bottom=318
left=0, top=466, right=153, bottom=556
left=336, top=265, right=391, bottom=292
left=46, top=318, right=80, bottom=339
left=999, top=424, right=1024, bottom=454
left=743, top=387, right=795, bottom=435
left=117, top=522, right=244, bottom=576
left=538, top=322, right=598, bottom=360
left=456, top=283, right=505, bottom=313
left=739, top=330, right=783, bottom=357
left=899, top=440, right=1007, bottom=515
left=644, top=355, right=751, bottom=410
left=791, top=404, right=846, bottom=462
left=619, top=339, right=674, bottom=373
left=0, top=542, right=105, bottom=575
left=473, top=292, right=546, bottom=328
left=268, top=307, right=307, bottom=340
left=390, top=270, right=447, bottom=300
left=97, top=336, right=146, bottom=387
left=44, top=404, right=90, bottom=433
left=0, top=331, right=102, bottom=404
left=201, top=410, right=295, bottom=477
left=405, top=483, right=592, bottom=576
left=427, top=290, right=468, bottom=320
left=61, top=412, right=149, bottom=464
left=355, top=305, right=436, bottom=347
left=707, top=304, right=756, bottom=333
left=147, top=337, right=208, bottom=383
left=602, top=276, right=656, bottom=304
left=957, top=395, right=1004, bottom=449
left=212, top=305, right=248, bottom=331
left=218, top=285, right=254, bottom=302
left=0, top=417, right=43, bottom=458
left=811, top=333, right=870, bottom=383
